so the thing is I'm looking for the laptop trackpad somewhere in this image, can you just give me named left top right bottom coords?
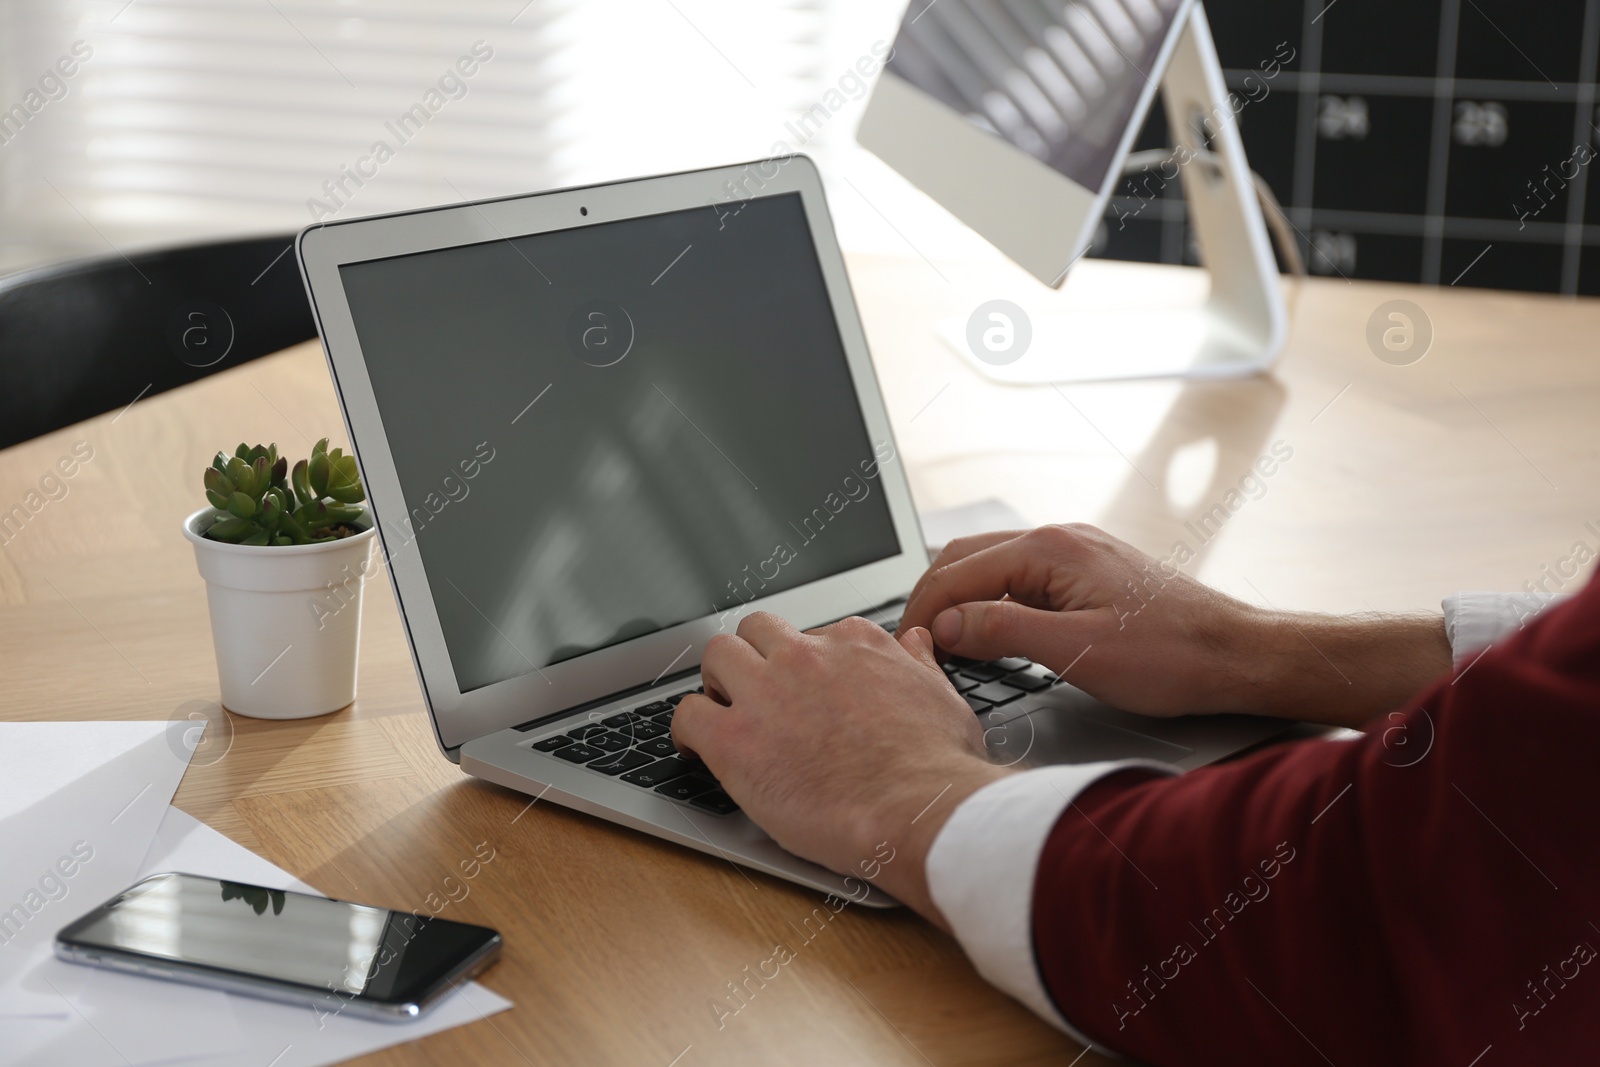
left=981, top=701, right=1195, bottom=769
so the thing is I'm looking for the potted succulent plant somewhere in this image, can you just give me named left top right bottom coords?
left=183, top=440, right=376, bottom=719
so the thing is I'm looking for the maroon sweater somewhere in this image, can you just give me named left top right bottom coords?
left=1034, top=573, right=1600, bottom=1065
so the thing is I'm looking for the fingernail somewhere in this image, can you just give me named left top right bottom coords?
left=906, top=626, right=934, bottom=655
left=933, top=608, right=962, bottom=647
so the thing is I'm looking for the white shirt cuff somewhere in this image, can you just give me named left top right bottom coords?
left=925, top=760, right=1176, bottom=1045
left=1442, top=591, right=1566, bottom=668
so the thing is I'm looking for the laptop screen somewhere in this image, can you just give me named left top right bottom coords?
left=337, top=192, right=901, bottom=693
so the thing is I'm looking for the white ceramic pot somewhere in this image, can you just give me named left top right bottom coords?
left=183, top=507, right=376, bottom=719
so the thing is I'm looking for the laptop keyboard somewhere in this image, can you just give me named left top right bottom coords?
left=530, top=688, right=741, bottom=816
left=946, top=656, right=1060, bottom=708
left=528, top=652, right=1062, bottom=816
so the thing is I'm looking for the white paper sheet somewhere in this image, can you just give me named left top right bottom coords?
left=1, top=981, right=242, bottom=1067
left=1, top=724, right=511, bottom=1067
left=0, top=722, right=198, bottom=1013
left=130, top=807, right=513, bottom=1067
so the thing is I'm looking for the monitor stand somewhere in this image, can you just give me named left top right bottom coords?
left=937, top=4, right=1288, bottom=385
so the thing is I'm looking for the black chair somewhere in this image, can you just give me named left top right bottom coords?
left=0, top=234, right=317, bottom=450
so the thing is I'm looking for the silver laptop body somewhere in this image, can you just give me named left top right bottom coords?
left=297, top=158, right=1283, bottom=907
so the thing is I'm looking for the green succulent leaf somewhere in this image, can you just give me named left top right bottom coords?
left=291, top=460, right=312, bottom=508
left=240, top=530, right=271, bottom=547
left=205, top=489, right=229, bottom=509
left=207, top=516, right=254, bottom=541
left=225, top=457, right=253, bottom=497
left=203, top=467, right=232, bottom=498
left=325, top=457, right=365, bottom=504
left=308, top=449, right=330, bottom=498
left=299, top=499, right=329, bottom=525
left=322, top=504, right=366, bottom=524
left=279, top=512, right=309, bottom=544
left=227, top=491, right=257, bottom=519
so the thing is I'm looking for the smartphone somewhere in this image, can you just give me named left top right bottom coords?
left=55, top=872, right=502, bottom=1021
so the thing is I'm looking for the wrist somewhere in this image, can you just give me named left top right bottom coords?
left=1216, top=602, right=1301, bottom=716
left=856, top=756, right=1013, bottom=928
left=1235, top=608, right=1451, bottom=728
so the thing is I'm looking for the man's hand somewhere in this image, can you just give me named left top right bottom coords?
left=671, top=613, right=1008, bottom=924
left=900, top=524, right=1452, bottom=728
left=901, top=524, right=1268, bottom=717
left=669, top=524, right=1452, bottom=923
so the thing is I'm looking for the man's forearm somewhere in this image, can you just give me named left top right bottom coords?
left=1235, top=609, right=1452, bottom=729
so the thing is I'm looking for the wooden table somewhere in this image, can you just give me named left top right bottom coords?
left=3, top=254, right=1597, bottom=1066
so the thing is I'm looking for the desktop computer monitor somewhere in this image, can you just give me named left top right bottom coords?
left=857, top=0, right=1287, bottom=383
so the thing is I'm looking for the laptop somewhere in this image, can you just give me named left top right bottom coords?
left=296, top=157, right=1284, bottom=907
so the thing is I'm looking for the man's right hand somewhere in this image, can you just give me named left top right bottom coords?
left=898, top=523, right=1453, bottom=728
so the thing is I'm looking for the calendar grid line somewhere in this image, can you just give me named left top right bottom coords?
left=1221, top=71, right=1594, bottom=101
left=1292, top=0, right=1326, bottom=261
left=1423, top=0, right=1464, bottom=285
left=1108, top=198, right=1600, bottom=243
left=1559, top=0, right=1600, bottom=292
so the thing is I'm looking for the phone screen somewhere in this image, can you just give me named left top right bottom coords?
left=58, top=873, right=499, bottom=1006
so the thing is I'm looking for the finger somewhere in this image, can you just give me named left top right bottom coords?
left=808, top=614, right=892, bottom=645
left=929, top=528, right=1030, bottom=572
left=902, top=529, right=1029, bottom=634
left=931, top=598, right=1099, bottom=664
left=671, top=693, right=736, bottom=762
left=901, top=530, right=1062, bottom=635
left=698, top=633, right=764, bottom=704
left=735, top=610, right=801, bottom=657
left=895, top=625, right=941, bottom=672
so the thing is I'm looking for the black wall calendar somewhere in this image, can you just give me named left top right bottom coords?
left=1093, top=0, right=1600, bottom=294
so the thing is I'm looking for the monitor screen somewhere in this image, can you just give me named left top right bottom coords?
left=885, top=0, right=1184, bottom=194
left=338, top=193, right=901, bottom=693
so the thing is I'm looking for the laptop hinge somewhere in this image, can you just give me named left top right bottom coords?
left=512, top=663, right=702, bottom=732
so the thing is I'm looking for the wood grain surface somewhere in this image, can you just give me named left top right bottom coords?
left=3, top=254, right=1596, bottom=1065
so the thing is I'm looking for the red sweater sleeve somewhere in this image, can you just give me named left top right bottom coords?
left=1033, top=574, right=1600, bottom=1066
